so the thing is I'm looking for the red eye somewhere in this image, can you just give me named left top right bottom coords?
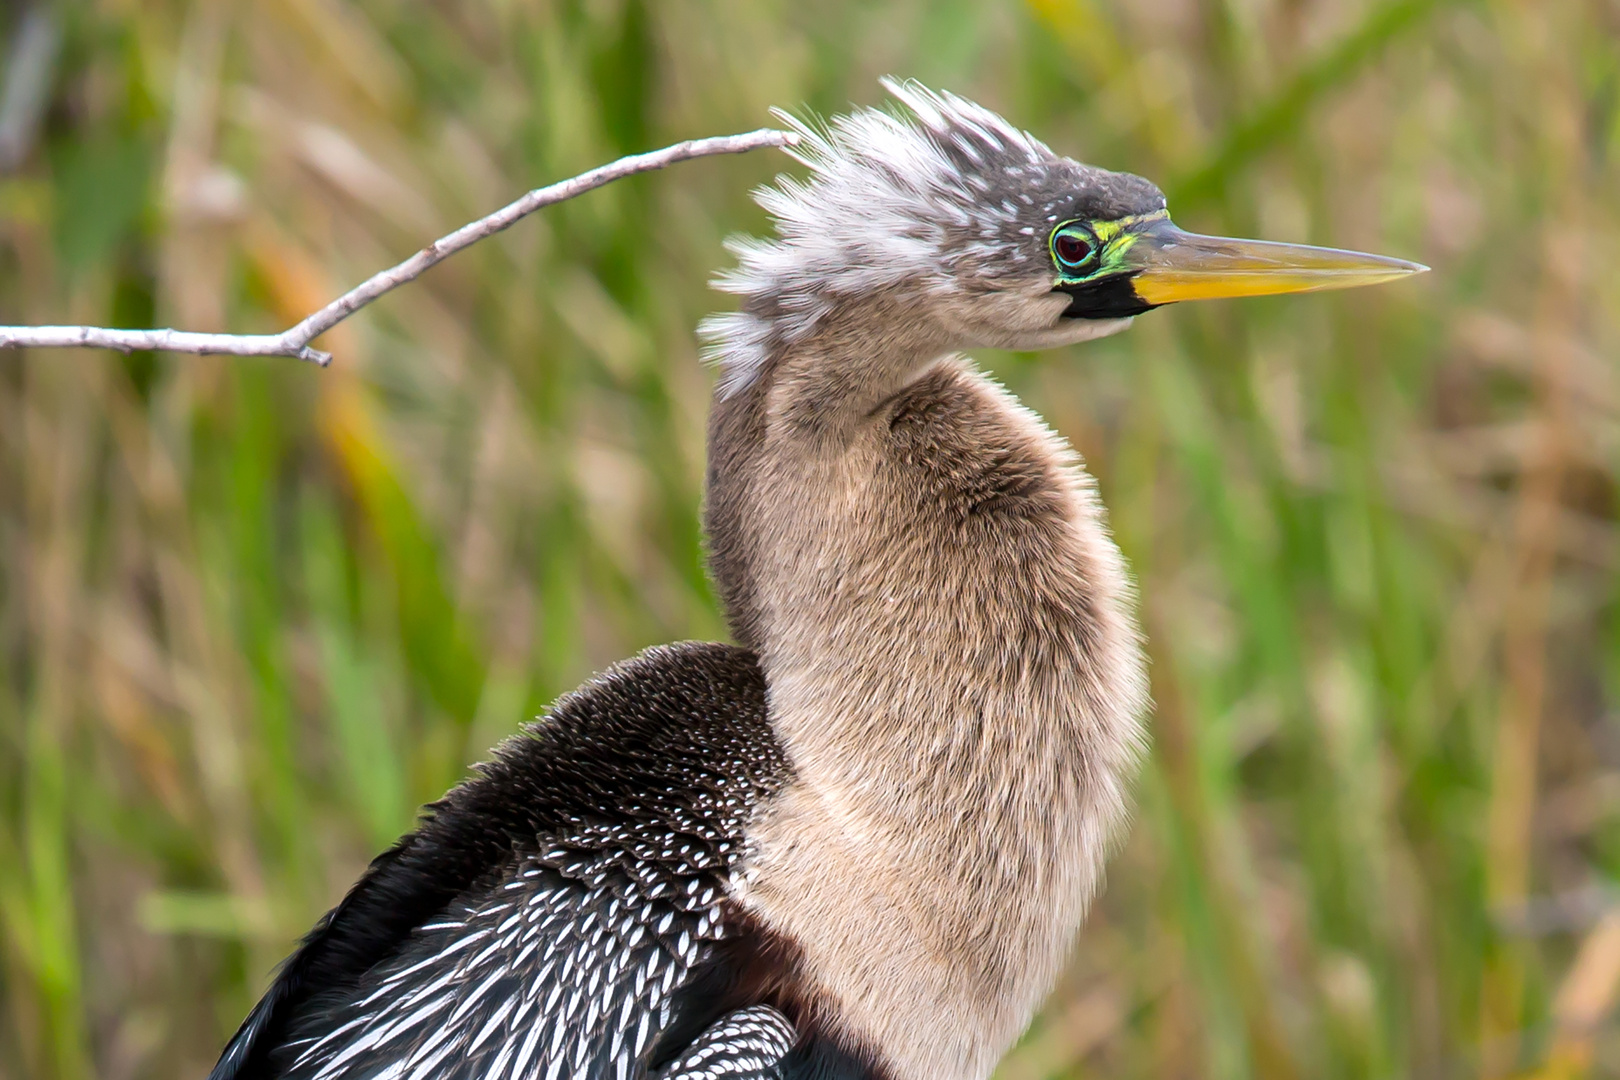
left=1054, top=231, right=1094, bottom=268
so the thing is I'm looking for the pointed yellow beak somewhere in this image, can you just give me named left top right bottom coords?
left=1122, top=217, right=1427, bottom=305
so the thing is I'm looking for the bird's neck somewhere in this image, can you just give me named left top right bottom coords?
left=703, top=301, right=1148, bottom=1080
left=705, top=294, right=949, bottom=649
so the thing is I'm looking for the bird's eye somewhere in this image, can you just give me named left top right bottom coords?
left=1051, top=228, right=1095, bottom=272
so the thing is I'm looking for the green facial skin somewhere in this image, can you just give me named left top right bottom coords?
left=1048, top=212, right=1165, bottom=284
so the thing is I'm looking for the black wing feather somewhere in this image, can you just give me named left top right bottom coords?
left=209, top=642, right=793, bottom=1080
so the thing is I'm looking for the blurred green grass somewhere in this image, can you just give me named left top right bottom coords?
left=1, top=0, right=1617, bottom=1077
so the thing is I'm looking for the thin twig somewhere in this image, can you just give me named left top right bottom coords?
left=0, top=128, right=797, bottom=367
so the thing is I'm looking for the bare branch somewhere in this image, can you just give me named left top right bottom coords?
left=0, top=128, right=797, bottom=367
left=0, top=325, right=326, bottom=361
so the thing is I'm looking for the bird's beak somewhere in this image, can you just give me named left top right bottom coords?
left=1120, top=216, right=1427, bottom=305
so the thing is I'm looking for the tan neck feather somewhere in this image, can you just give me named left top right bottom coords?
left=705, top=317, right=1147, bottom=1080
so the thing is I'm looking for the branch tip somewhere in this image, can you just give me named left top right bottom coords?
left=1, top=127, right=787, bottom=369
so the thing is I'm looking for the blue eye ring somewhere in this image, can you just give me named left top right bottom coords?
left=1049, top=222, right=1097, bottom=273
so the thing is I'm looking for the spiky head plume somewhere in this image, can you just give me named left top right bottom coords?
left=700, top=79, right=1167, bottom=397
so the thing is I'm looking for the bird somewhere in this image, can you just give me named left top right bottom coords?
left=207, top=79, right=1423, bottom=1080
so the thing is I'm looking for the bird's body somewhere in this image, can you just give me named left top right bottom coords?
left=210, top=81, right=1421, bottom=1080
left=217, top=354, right=1143, bottom=1080
left=701, top=352, right=1146, bottom=1080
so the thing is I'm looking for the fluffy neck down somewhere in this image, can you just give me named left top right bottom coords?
left=703, top=297, right=1149, bottom=1080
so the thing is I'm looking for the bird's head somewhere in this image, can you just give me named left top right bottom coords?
left=703, top=79, right=1423, bottom=396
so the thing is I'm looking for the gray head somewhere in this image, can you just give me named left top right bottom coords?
left=701, top=79, right=1423, bottom=398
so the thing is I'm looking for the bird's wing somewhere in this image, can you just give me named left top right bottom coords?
left=277, top=849, right=759, bottom=1080
left=207, top=642, right=794, bottom=1080
left=652, top=1006, right=797, bottom=1079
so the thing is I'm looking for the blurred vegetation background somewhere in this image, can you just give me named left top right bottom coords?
left=0, top=0, right=1616, bottom=1077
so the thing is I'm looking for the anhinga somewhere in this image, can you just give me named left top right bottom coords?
left=208, top=80, right=1423, bottom=1080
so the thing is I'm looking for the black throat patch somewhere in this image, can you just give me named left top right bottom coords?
left=1055, top=274, right=1161, bottom=320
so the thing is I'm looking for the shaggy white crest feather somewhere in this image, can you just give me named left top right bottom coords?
left=700, top=79, right=1062, bottom=398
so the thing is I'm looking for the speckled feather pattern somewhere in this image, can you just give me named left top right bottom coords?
left=210, top=643, right=801, bottom=1080
left=652, top=1007, right=798, bottom=1080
